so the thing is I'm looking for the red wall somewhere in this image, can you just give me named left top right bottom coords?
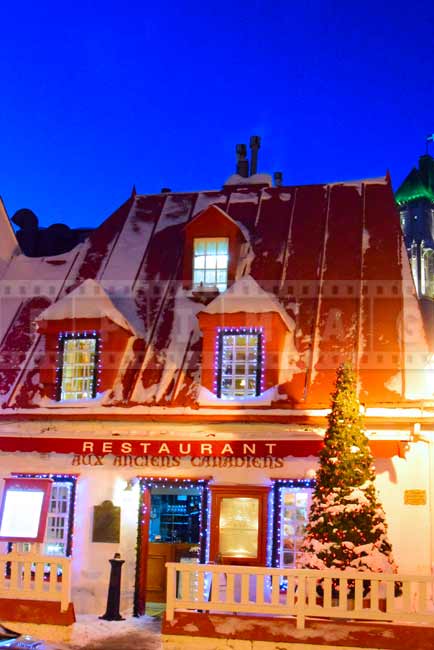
left=37, top=317, right=131, bottom=400
left=198, top=311, right=289, bottom=395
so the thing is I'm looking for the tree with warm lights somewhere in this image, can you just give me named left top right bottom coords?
left=299, top=363, right=399, bottom=581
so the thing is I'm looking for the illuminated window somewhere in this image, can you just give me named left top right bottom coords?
left=422, top=249, right=434, bottom=298
left=193, top=238, right=229, bottom=292
left=280, top=486, right=313, bottom=568
left=217, top=328, right=263, bottom=399
left=45, top=482, right=74, bottom=556
left=59, top=334, right=98, bottom=401
left=219, top=497, right=259, bottom=558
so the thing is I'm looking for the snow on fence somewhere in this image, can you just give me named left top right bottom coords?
left=0, top=549, right=71, bottom=612
left=166, top=562, right=434, bottom=629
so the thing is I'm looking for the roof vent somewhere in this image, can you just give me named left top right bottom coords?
left=235, top=144, right=249, bottom=178
left=161, top=187, right=172, bottom=193
left=274, top=171, right=283, bottom=187
left=249, top=135, right=261, bottom=176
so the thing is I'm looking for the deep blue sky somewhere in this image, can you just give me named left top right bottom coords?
left=1, top=1, right=433, bottom=229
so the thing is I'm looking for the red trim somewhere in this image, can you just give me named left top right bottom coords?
left=0, top=477, right=52, bottom=543
left=0, top=598, right=75, bottom=625
left=0, top=437, right=407, bottom=458
left=162, top=611, right=434, bottom=650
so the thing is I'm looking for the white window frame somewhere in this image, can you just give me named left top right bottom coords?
left=193, top=237, right=229, bottom=292
left=59, top=334, right=98, bottom=401
left=44, top=481, right=74, bottom=556
left=216, top=328, right=263, bottom=399
left=280, top=486, right=313, bottom=568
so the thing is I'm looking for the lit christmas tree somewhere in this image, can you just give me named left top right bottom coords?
left=299, top=363, right=398, bottom=576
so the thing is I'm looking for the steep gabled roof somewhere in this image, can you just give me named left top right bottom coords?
left=36, top=278, right=135, bottom=333
left=0, top=174, right=431, bottom=413
left=200, top=274, right=294, bottom=331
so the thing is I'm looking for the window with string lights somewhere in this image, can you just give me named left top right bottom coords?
left=11, top=474, right=77, bottom=558
left=271, top=479, right=315, bottom=569
left=57, top=332, right=100, bottom=401
left=216, top=327, right=264, bottom=398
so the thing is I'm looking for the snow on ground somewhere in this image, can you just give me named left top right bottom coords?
left=2, top=615, right=162, bottom=650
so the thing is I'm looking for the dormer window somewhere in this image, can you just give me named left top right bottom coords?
left=58, top=333, right=98, bottom=401
left=183, top=205, right=248, bottom=292
left=193, top=237, right=229, bottom=292
left=216, top=327, right=263, bottom=398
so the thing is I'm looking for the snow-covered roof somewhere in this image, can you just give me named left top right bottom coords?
left=36, top=278, right=135, bottom=333
left=201, top=274, right=295, bottom=331
left=0, top=177, right=431, bottom=414
left=224, top=173, right=273, bottom=187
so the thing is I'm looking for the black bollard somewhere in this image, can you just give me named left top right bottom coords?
left=100, top=552, right=125, bottom=621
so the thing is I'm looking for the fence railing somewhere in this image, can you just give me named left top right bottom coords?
left=0, top=550, right=71, bottom=612
left=166, top=562, right=434, bottom=629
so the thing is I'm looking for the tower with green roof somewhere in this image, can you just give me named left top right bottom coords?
left=396, top=150, right=434, bottom=298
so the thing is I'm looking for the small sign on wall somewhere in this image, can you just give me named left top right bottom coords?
left=404, top=490, right=427, bottom=506
left=92, top=500, right=121, bottom=543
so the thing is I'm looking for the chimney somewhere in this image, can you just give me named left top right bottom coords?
left=249, top=135, right=261, bottom=176
left=273, top=171, right=283, bottom=187
left=236, top=144, right=249, bottom=177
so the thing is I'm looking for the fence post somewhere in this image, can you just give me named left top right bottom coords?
left=296, top=574, right=306, bottom=630
left=166, top=563, right=176, bottom=621
left=61, top=558, right=71, bottom=612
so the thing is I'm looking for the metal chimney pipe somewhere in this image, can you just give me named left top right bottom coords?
left=249, top=135, right=261, bottom=176
left=273, top=171, right=283, bottom=187
left=236, top=144, right=249, bottom=177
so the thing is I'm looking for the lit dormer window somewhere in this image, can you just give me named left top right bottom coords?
left=216, top=327, right=263, bottom=398
left=58, top=333, right=98, bottom=400
left=193, top=237, right=229, bottom=292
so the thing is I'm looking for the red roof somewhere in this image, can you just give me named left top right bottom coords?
left=0, top=176, right=430, bottom=414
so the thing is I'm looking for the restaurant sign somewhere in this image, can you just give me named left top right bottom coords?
left=0, top=436, right=405, bottom=458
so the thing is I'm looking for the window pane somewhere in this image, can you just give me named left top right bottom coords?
left=218, top=330, right=261, bottom=399
left=193, top=238, right=229, bottom=291
left=216, top=254, right=228, bottom=268
left=217, top=240, right=228, bottom=253
left=194, top=240, right=205, bottom=255
left=280, top=487, right=313, bottom=568
left=205, top=240, right=217, bottom=254
left=193, top=270, right=204, bottom=285
left=205, top=254, right=217, bottom=270
left=205, top=270, right=215, bottom=284
left=60, top=337, right=97, bottom=401
left=219, top=497, right=259, bottom=558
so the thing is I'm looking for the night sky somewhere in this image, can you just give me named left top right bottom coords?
left=1, top=0, right=433, bottom=229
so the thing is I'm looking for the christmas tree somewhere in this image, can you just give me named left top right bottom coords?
left=299, top=363, right=398, bottom=576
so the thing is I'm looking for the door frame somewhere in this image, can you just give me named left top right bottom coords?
left=134, top=477, right=209, bottom=615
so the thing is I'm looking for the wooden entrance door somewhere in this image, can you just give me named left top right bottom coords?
left=135, top=480, right=208, bottom=615
left=146, top=542, right=197, bottom=602
left=146, top=542, right=174, bottom=603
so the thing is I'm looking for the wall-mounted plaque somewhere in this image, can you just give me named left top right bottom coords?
left=92, top=500, right=120, bottom=543
left=404, top=490, right=426, bottom=506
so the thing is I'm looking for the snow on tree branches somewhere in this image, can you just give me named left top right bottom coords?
left=299, top=363, right=398, bottom=574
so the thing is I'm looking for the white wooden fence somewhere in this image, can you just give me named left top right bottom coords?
left=0, top=549, right=71, bottom=612
left=166, top=562, right=434, bottom=629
